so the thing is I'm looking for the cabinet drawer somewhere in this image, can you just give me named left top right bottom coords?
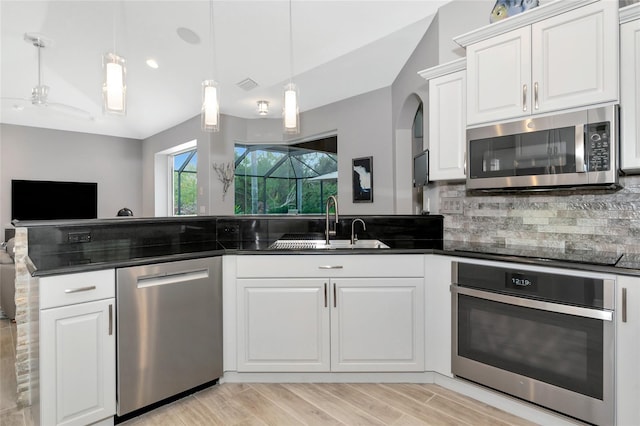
left=40, top=269, right=115, bottom=309
left=237, top=255, right=424, bottom=278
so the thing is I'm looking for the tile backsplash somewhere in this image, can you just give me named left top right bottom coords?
left=439, top=175, right=640, bottom=255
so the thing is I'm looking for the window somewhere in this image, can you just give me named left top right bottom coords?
left=172, top=148, right=197, bottom=215
left=234, top=136, right=337, bottom=214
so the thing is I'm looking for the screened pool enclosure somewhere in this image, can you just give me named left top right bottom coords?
left=235, top=137, right=338, bottom=215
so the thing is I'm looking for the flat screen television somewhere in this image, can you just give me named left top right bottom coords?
left=11, top=179, right=98, bottom=221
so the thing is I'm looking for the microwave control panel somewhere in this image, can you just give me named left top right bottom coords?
left=585, top=121, right=610, bottom=172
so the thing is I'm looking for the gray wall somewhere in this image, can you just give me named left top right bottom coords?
left=0, top=124, right=142, bottom=229
left=141, top=87, right=394, bottom=216
left=389, top=0, right=494, bottom=214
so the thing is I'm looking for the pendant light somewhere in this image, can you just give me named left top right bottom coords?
left=283, top=0, right=299, bottom=134
left=103, top=2, right=126, bottom=115
left=201, top=0, right=220, bottom=132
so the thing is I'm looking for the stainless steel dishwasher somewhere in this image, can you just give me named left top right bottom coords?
left=116, top=256, right=222, bottom=416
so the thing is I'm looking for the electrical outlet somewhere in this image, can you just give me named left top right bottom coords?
left=67, top=231, right=91, bottom=243
left=440, top=197, right=464, bottom=214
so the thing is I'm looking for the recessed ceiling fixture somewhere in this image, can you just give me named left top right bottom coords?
left=103, top=4, right=126, bottom=115
left=201, top=0, right=219, bottom=132
left=257, top=100, right=269, bottom=115
left=176, top=27, right=200, bottom=45
left=283, top=0, right=299, bottom=134
left=146, top=58, right=159, bottom=69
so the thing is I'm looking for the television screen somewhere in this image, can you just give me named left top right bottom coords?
left=413, top=150, right=429, bottom=187
left=11, top=179, right=98, bottom=221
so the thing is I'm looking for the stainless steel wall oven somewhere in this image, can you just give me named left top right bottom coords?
left=451, top=261, right=614, bottom=425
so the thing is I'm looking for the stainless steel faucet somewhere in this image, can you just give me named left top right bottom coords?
left=325, top=195, right=339, bottom=244
left=351, top=218, right=366, bottom=245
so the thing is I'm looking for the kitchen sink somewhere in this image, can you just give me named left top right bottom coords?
left=269, top=239, right=390, bottom=250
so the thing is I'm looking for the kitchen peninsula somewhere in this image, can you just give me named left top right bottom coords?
left=9, top=214, right=640, bottom=426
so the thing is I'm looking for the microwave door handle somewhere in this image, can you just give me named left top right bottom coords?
left=575, top=125, right=586, bottom=173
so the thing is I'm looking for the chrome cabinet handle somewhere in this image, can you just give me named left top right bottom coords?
left=324, top=283, right=328, bottom=308
left=318, top=265, right=343, bottom=269
left=622, top=288, right=628, bottom=323
left=522, top=84, right=527, bottom=111
left=534, top=82, right=539, bottom=110
left=109, top=304, right=113, bottom=335
left=64, top=285, right=96, bottom=294
left=333, top=283, right=337, bottom=308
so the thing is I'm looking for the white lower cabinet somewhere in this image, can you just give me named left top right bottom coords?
left=235, top=255, right=425, bottom=373
left=40, top=270, right=116, bottom=426
left=331, top=278, right=424, bottom=372
left=237, top=278, right=330, bottom=372
left=616, top=275, right=640, bottom=426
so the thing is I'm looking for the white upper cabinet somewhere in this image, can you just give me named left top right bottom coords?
left=466, top=27, right=531, bottom=125
left=530, top=1, right=618, bottom=113
left=620, top=4, right=640, bottom=173
left=461, top=0, right=619, bottom=126
left=419, top=59, right=467, bottom=181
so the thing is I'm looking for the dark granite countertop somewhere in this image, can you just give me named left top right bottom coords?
left=27, top=238, right=640, bottom=278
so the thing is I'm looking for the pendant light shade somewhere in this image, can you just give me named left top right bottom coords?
left=201, top=79, right=220, bottom=132
left=283, top=82, right=299, bottom=133
left=202, top=0, right=220, bottom=132
left=102, top=52, right=126, bottom=115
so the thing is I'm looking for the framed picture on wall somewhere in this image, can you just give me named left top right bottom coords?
left=352, top=156, right=373, bottom=203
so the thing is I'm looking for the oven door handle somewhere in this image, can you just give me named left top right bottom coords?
left=451, top=285, right=613, bottom=321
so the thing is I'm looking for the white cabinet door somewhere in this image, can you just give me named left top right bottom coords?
left=531, top=0, right=618, bottom=114
left=466, top=26, right=531, bottom=125
left=616, top=276, right=640, bottom=426
left=331, top=278, right=424, bottom=372
left=466, top=1, right=618, bottom=126
left=620, top=15, right=640, bottom=172
left=428, top=70, right=467, bottom=181
left=40, top=298, right=116, bottom=426
left=236, top=278, right=330, bottom=372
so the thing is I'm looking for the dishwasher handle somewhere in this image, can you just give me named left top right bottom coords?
left=137, top=268, right=210, bottom=288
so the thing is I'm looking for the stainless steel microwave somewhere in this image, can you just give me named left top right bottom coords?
left=466, top=105, right=619, bottom=190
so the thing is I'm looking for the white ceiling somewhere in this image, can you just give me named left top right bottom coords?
left=0, top=1, right=446, bottom=140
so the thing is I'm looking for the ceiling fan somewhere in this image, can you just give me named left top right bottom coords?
left=1, top=33, right=94, bottom=120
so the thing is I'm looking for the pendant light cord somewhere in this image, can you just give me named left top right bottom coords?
left=288, top=0, right=293, bottom=84
left=210, top=0, right=217, bottom=78
left=112, top=1, right=117, bottom=54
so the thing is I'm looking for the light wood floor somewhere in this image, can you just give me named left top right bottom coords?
left=0, top=318, right=537, bottom=426
left=119, top=382, right=538, bottom=426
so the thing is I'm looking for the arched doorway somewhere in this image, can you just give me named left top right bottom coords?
left=394, top=93, right=424, bottom=214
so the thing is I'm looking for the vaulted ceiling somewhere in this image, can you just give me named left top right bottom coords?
left=0, top=1, right=446, bottom=139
